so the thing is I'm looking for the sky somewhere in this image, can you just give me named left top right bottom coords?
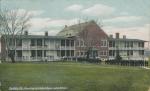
left=1, top=0, right=150, bottom=42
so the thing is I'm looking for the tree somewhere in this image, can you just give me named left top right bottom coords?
left=77, top=20, right=105, bottom=59
left=0, top=9, right=31, bottom=63
left=115, top=46, right=122, bottom=64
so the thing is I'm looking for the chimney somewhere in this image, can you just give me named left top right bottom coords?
left=123, top=35, right=126, bottom=39
left=66, top=33, right=68, bottom=36
left=116, top=33, right=119, bottom=39
left=109, top=34, right=113, bottom=38
left=24, top=31, right=28, bottom=35
left=69, top=33, right=71, bottom=36
left=65, top=25, right=67, bottom=28
left=45, top=31, right=48, bottom=36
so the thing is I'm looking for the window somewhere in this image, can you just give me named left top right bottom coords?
left=31, top=50, right=36, bottom=57
left=9, top=39, right=15, bottom=46
left=76, top=52, right=80, bottom=56
left=16, top=39, right=22, bottom=46
left=31, top=39, right=36, bottom=46
left=17, top=50, right=22, bottom=57
left=76, top=40, right=79, bottom=46
left=80, top=52, right=84, bottom=56
left=113, top=41, right=115, bottom=47
left=109, top=41, right=112, bottom=47
left=109, top=41, right=115, bottom=47
left=61, top=50, right=65, bottom=57
left=100, top=51, right=107, bottom=56
left=101, top=40, right=107, bottom=47
left=130, top=42, right=133, bottom=48
left=80, top=40, right=84, bottom=46
left=139, top=50, right=144, bottom=55
left=61, top=40, right=65, bottom=46
left=44, top=50, right=46, bottom=57
left=71, top=50, right=74, bottom=56
left=124, top=41, right=126, bottom=47
left=71, top=40, right=74, bottom=46
left=138, top=42, right=144, bottom=47
left=127, top=50, right=133, bottom=56
left=127, top=50, right=129, bottom=56
left=57, top=50, right=60, bottom=57
left=37, top=39, right=42, bottom=46
left=109, top=50, right=112, bottom=56
left=127, top=42, right=129, bottom=47
left=126, top=41, right=133, bottom=48
left=109, top=50, right=115, bottom=56
left=37, top=50, right=42, bottom=57
left=66, top=50, right=70, bottom=56
left=130, top=50, right=133, bottom=56
left=141, top=42, right=144, bottom=47
left=103, top=51, right=107, bottom=55
left=66, top=40, right=70, bottom=46
left=44, top=39, right=48, bottom=46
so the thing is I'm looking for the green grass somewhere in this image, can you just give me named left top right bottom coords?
left=149, top=59, right=150, bottom=67
left=0, top=62, right=150, bottom=91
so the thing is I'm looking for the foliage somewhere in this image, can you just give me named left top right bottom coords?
left=0, top=9, right=31, bottom=62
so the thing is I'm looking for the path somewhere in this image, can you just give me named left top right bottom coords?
left=141, top=66, right=150, bottom=70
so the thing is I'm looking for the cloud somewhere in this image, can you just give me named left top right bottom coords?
left=17, top=9, right=44, bottom=16
left=104, top=16, right=142, bottom=23
left=47, top=18, right=82, bottom=27
left=30, top=29, right=60, bottom=36
left=29, top=18, right=83, bottom=35
left=82, top=4, right=115, bottom=16
left=65, top=4, right=83, bottom=12
left=120, top=12, right=129, bottom=15
left=102, top=24, right=150, bottom=41
left=29, top=18, right=51, bottom=31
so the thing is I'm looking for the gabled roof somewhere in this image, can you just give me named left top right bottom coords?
left=57, top=20, right=107, bottom=37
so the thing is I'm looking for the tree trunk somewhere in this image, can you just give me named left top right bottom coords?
left=8, top=50, right=15, bottom=63
left=11, top=56, right=15, bottom=63
left=86, top=51, right=90, bottom=59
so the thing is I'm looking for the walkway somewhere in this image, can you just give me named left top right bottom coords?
left=141, top=66, right=150, bottom=70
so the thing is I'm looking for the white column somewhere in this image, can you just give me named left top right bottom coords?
left=78, top=39, right=80, bottom=57
left=29, top=39, right=31, bottom=61
left=42, top=38, right=44, bottom=60
left=70, top=40, right=71, bottom=57
left=54, top=39, right=55, bottom=60
left=15, top=39, right=17, bottom=61
left=36, top=39, right=37, bottom=61
left=59, top=39, right=61, bottom=58
left=65, top=40, right=66, bottom=57
left=74, top=40, right=75, bottom=57
left=22, top=39, right=23, bottom=61
left=49, top=39, right=51, bottom=60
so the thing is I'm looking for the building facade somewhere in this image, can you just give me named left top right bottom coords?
left=57, top=20, right=108, bottom=60
left=1, top=32, right=75, bottom=61
left=0, top=20, right=147, bottom=61
left=108, top=33, right=146, bottom=60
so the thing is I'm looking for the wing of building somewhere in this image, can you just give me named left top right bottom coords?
left=108, top=33, right=146, bottom=60
left=1, top=32, right=75, bottom=61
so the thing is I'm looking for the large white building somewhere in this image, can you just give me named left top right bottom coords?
left=0, top=21, right=147, bottom=62
left=108, top=33, right=146, bottom=60
left=1, top=32, right=75, bottom=61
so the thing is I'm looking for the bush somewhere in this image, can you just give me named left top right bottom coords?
left=105, top=60, right=148, bottom=66
left=77, top=57, right=101, bottom=63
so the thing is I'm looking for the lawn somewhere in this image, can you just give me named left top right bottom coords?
left=0, top=62, right=150, bottom=91
left=149, top=59, right=150, bottom=68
